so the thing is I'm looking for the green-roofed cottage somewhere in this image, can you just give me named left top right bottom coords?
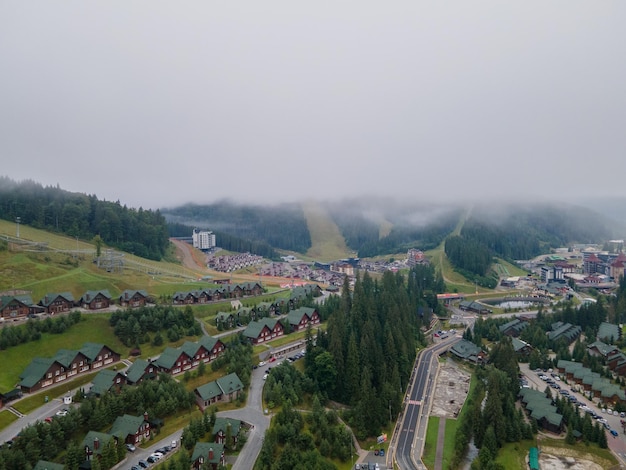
left=125, top=358, right=157, bottom=385
left=195, top=373, right=244, bottom=410
left=0, top=294, right=35, bottom=320
left=213, top=417, right=242, bottom=447
left=191, top=442, right=225, bottom=470
left=109, top=413, right=150, bottom=445
left=154, top=347, right=193, bottom=375
left=118, top=289, right=149, bottom=308
left=81, top=431, right=117, bottom=462
left=286, top=307, right=320, bottom=332
left=79, top=290, right=112, bottom=310
left=33, top=460, right=65, bottom=470
left=242, top=318, right=284, bottom=344
left=90, top=368, right=127, bottom=396
left=38, top=292, right=75, bottom=314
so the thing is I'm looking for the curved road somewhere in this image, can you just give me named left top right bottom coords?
left=395, top=336, right=460, bottom=470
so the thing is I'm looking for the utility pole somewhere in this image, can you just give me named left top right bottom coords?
left=16, top=216, right=20, bottom=238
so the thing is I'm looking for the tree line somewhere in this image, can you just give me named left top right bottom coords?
left=0, top=311, right=82, bottom=351
left=255, top=398, right=348, bottom=470
left=0, top=177, right=170, bottom=260
left=168, top=221, right=279, bottom=259
left=305, top=266, right=440, bottom=439
left=162, top=201, right=312, bottom=254
left=0, top=374, right=195, bottom=470
left=109, top=305, right=201, bottom=347
left=450, top=340, right=534, bottom=470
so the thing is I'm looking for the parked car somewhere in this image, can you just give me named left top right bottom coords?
left=55, top=409, right=68, bottom=417
left=137, top=460, right=149, bottom=469
left=611, top=429, right=619, bottom=437
left=126, top=443, right=136, bottom=452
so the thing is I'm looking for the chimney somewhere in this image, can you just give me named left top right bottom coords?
left=125, top=292, right=129, bottom=300
left=94, top=437, right=99, bottom=450
left=144, top=411, right=149, bottom=422
left=209, top=448, right=214, bottom=460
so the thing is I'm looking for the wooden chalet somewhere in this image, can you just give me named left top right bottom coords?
left=0, top=294, right=35, bottom=320
left=18, top=343, right=119, bottom=393
left=79, top=290, right=112, bottom=310
left=80, top=343, right=120, bottom=369
left=181, top=336, right=225, bottom=366
left=172, top=291, right=197, bottom=305
left=154, top=347, right=193, bottom=375
left=242, top=318, right=284, bottom=345
left=191, top=443, right=225, bottom=470
left=118, top=290, right=149, bottom=308
left=110, top=413, right=151, bottom=445
left=90, top=369, right=127, bottom=396
left=195, top=373, right=244, bottom=410
left=286, top=306, right=320, bottom=332
left=215, top=311, right=237, bottom=329
left=38, top=292, right=75, bottom=314
left=213, top=417, right=241, bottom=447
left=125, top=358, right=157, bottom=385
left=81, top=431, right=117, bottom=464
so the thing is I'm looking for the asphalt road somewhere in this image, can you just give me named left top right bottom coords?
left=394, top=336, right=460, bottom=470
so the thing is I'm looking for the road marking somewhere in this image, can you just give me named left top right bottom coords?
left=408, top=400, right=421, bottom=405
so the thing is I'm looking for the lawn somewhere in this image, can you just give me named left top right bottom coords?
left=494, top=439, right=536, bottom=469
left=0, top=410, right=18, bottom=430
left=0, top=314, right=127, bottom=391
left=421, top=416, right=440, bottom=469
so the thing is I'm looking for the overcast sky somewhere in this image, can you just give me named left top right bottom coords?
left=1, top=1, right=625, bottom=210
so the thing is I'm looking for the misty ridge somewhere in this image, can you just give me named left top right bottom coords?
left=1, top=176, right=625, bottom=263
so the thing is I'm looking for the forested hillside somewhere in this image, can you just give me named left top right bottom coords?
left=168, top=221, right=278, bottom=259
left=445, top=203, right=622, bottom=281
left=162, top=202, right=311, bottom=254
left=309, top=265, right=445, bottom=438
left=326, top=201, right=463, bottom=258
left=0, top=177, right=170, bottom=260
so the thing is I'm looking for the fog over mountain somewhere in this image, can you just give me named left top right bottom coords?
left=1, top=2, right=625, bottom=209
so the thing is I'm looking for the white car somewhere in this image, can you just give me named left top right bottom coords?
left=258, top=361, right=266, bottom=367
left=55, top=409, right=68, bottom=417
left=263, top=374, right=268, bottom=380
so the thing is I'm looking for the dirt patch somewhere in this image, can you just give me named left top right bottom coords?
left=538, top=446, right=610, bottom=470
left=430, top=358, right=471, bottom=419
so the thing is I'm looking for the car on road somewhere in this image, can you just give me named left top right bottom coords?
left=55, top=409, right=68, bottom=417
left=263, top=374, right=268, bottom=380
left=126, top=443, right=136, bottom=452
left=611, top=429, right=619, bottom=437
